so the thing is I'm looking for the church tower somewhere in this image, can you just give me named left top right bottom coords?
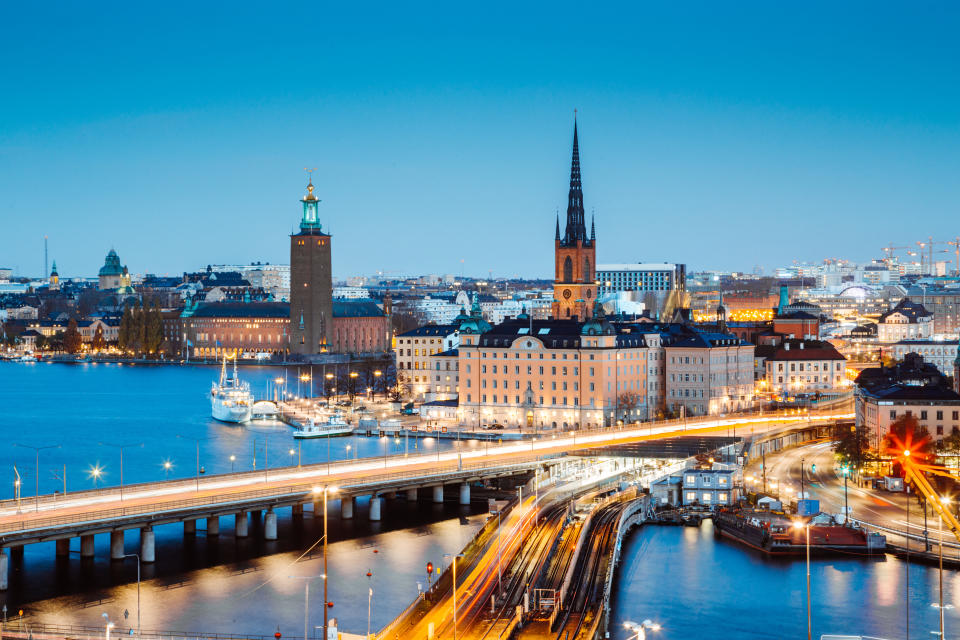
left=49, top=260, right=60, bottom=291
left=552, top=119, right=597, bottom=320
left=289, top=175, right=334, bottom=355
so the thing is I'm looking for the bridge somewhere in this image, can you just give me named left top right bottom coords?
left=0, top=410, right=851, bottom=590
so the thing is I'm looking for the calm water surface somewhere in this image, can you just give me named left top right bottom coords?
left=611, top=521, right=960, bottom=640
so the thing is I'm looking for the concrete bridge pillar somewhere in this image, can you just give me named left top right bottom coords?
left=369, top=496, right=382, bottom=521
left=312, top=501, right=321, bottom=518
left=207, top=516, right=220, bottom=536
left=184, top=519, right=196, bottom=535
left=432, top=485, right=444, bottom=503
left=235, top=512, right=249, bottom=538
left=80, top=535, right=95, bottom=558
left=340, top=497, right=354, bottom=520
left=264, top=509, right=278, bottom=540
left=0, top=549, right=7, bottom=591
left=56, top=539, right=70, bottom=557
left=292, top=504, right=304, bottom=518
left=406, top=488, right=418, bottom=501
left=140, top=527, right=155, bottom=563
left=110, top=531, right=125, bottom=560
left=459, top=483, right=471, bottom=505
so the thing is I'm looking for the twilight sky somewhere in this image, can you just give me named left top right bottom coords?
left=2, top=2, right=959, bottom=280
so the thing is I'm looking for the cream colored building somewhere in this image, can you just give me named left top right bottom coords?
left=664, top=331, right=755, bottom=417
left=394, top=324, right=461, bottom=400
left=760, top=339, right=848, bottom=396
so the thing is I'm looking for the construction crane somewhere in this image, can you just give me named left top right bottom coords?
left=916, top=237, right=953, bottom=276
left=947, top=237, right=960, bottom=276
left=881, top=244, right=910, bottom=267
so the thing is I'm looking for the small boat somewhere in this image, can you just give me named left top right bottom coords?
left=210, top=354, right=253, bottom=423
left=293, top=412, right=354, bottom=438
left=17, top=354, right=38, bottom=363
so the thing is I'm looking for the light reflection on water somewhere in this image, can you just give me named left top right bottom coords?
left=9, top=501, right=484, bottom=635
left=611, top=521, right=957, bottom=640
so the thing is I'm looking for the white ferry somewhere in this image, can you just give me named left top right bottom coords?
left=292, top=412, right=354, bottom=438
left=210, top=355, right=253, bottom=423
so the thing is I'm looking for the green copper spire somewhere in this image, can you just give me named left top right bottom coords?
left=300, top=175, right=323, bottom=232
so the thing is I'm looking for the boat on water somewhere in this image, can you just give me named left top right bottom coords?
left=292, top=412, right=354, bottom=438
left=17, top=353, right=38, bottom=362
left=210, top=355, right=253, bottom=423
left=713, top=507, right=886, bottom=555
left=251, top=400, right=279, bottom=419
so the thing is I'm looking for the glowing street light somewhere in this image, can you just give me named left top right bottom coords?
left=88, top=463, right=105, bottom=489
left=311, top=485, right=338, bottom=640
left=793, top=520, right=812, bottom=640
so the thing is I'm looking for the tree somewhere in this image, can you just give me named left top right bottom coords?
left=144, top=301, right=163, bottom=355
left=35, top=333, right=48, bottom=351
left=63, top=319, right=83, bottom=354
left=91, top=325, right=107, bottom=352
left=882, top=413, right=936, bottom=476
left=617, top=393, right=641, bottom=423
left=939, top=430, right=960, bottom=471
left=118, top=305, right=133, bottom=352
left=833, top=423, right=870, bottom=469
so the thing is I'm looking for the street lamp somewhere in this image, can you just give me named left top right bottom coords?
left=373, top=370, right=382, bottom=401
left=229, top=454, right=236, bottom=472
left=288, top=574, right=324, bottom=640
left=793, top=519, right=811, bottom=640
left=935, top=496, right=953, bottom=639
left=88, top=463, right=105, bottom=489
left=162, top=460, right=173, bottom=479
left=123, top=553, right=141, bottom=637
left=443, top=552, right=464, bottom=640
left=13, top=443, right=61, bottom=512
left=102, top=613, right=115, bottom=640
left=312, top=486, right=338, bottom=640
left=176, top=435, right=215, bottom=491
left=623, top=620, right=661, bottom=640
left=99, top=441, right=143, bottom=500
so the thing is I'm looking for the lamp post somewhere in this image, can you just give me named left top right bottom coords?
left=102, top=614, right=114, bottom=640
left=793, top=520, right=811, bottom=640
left=312, top=486, right=337, bottom=640
left=373, top=370, right=382, bottom=401
left=935, top=496, right=953, bottom=639
left=288, top=574, right=324, bottom=640
left=444, top=553, right=464, bottom=640
left=99, top=442, right=143, bottom=500
left=88, top=463, right=104, bottom=489
left=13, top=443, right=61, bottom=512
left=123, top=553, right=141, bottom=637
left=349, top=371, right=359, bottom=402
left=325, top=373, right=334, bottom=405
left=176, top=435, right=214, bottom=491
left=229, top=454, right=236, bottom=473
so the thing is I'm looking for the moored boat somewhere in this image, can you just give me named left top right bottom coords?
left=713, top=507, right=886, bottom=555
left=211, top=355, right=253, bottom=423
left=292, top=411, right=354, bottom=438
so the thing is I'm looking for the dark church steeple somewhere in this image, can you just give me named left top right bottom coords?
left=562, top=119, right=589, bottom=247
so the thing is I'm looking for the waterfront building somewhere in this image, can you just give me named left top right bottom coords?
left=855, top=352, right=960, bottom=450
left=756, top=339, right=847, bottom=397
left=289, top=178, right=334, bottom=355
left=98, top=249, right=132, bottom=292
left=329, top=300, right=390, bottom=354
left=877, top=298, right=933, bottom=343
left=395, top=320, right=463, bottom=400
left=181, top=301, right=290, bottom=358
left=552, top=120, right=597, bottom=321
left=680, top=469, right=737, bottom=506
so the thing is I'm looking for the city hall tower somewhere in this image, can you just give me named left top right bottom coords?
left=289, top=176, right=334, bottom=355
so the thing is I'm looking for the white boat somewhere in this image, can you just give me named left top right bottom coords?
left=211, top=355, right=253, bottom=423
left=292, top=412, right=354, bottom=438
left=17, top=353, right=37, bottom=363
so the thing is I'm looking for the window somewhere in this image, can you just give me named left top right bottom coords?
left=718, top=492, right=728, bottom=502
left=685, top=475, right=696, bottom=484
left=921, top=410, right=928, bottom=420
left=685, top=492, right=696, bottom=502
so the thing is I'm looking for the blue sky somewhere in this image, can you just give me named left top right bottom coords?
left=2, top=2, right=959, bottom=280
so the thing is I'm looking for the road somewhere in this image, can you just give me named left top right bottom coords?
left=750, top=440, right=960, bottom=553
left=0, top=412, right=848, bottom=535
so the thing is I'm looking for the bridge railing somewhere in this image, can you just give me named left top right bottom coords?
left=0, top=457, right=542, bottom=535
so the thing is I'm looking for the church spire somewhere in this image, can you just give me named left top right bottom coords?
left=590, top=210, right=595, bottom=242
left=562, top=116, right=586, bottom=246
left=555, top=211, right=561, bottom=241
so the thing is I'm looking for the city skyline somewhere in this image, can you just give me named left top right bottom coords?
left=3, top=3, right=960, bottom=279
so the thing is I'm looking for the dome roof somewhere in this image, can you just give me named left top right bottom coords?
left=99, top=249, right=124, bottom=276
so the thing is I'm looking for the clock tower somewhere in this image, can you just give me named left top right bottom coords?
left=552, top=119, right=596, bottom=320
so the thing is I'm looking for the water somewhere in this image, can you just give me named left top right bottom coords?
left=0, top=361, right=460, bottom=499
left=611, top=521, right=960, bottom=640
left=0, top=361, right=483, bottom=634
